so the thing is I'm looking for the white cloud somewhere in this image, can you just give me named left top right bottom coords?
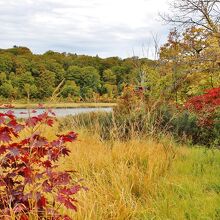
left=0, top=0, right=170, bottom=58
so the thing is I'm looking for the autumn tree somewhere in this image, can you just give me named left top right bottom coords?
left=162, top=0, right=220, bottom=46
left=159, top=26, right=220, bottom=102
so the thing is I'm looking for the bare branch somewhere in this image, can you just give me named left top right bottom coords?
left=161, top=0, right=220, bottom=36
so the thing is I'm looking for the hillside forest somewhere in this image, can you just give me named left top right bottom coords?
left=0, top=26, right=219, bottom=103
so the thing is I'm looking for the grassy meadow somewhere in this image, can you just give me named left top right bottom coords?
left=48, top=125, right=220, bottom=220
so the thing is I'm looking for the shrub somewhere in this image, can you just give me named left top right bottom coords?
left=0, top=106, right=82, bottom=219
left=185, top=87, right=220, bottom=127
left=59, top=86, right=171, bottom=141
left=184, top=88, right=220, bottom=146
left=59, top=87, right=220, bottom=147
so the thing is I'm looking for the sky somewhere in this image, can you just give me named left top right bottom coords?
left=0, top=0, right=170, bottom=58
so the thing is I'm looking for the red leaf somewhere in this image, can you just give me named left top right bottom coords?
left=0, top=145, right=6, bottom=155
left=8, top=120, right=25, bottom=132
left=23, top=167, right=32, bottom=179
left=43, top=160, right=52, bottom=168
left=48, top=172, right=70, bottom=185
left=46, top=118, right=54, bottom=127
left=6, top=110, right=14, bottom=115
left=59, top=185, right=81, bottom=195
left=37, top=196, right=47, bottom=208
left=61, top=148, right=70, bottom=156
left=20, top=214, right=29, bottom=220
left=26, top=117, right=40, bottom=127
left=58, top=132, right=77, bottom=143
left=57, top=194, right=77, bottom=211
left=42, top=180, right=53, bottom=193
left=0, top=116, right=5, bottom=124
left=0, top=127, right=18, bottom=143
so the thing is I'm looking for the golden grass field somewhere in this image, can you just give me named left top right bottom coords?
left=54, top=129, right=220, bottom=220
left=3, top=121, right=220, bottom=220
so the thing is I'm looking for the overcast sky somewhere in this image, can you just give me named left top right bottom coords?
left=0, top=0, right=170, bottom=58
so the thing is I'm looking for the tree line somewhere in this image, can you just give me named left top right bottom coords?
left=0, top=47, right=154, bottom=101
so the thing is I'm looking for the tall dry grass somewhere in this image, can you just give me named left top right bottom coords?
left=4, top=123, right=220, bottom=220
left=56, top=127, right=220, bottom=220
left=58, top=130, right=177, bottom=220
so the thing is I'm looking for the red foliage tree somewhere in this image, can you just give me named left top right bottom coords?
left=0, top=106, right=83, bottom=219
left=185, top=87, right=220, bottom=126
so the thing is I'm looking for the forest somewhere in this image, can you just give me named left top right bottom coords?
left=0, top=46, right=154, bottom=101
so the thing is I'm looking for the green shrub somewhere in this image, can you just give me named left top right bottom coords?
left=59, top=86, right=220, bottom=147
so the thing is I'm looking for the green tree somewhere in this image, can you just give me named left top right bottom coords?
left=103, top=69, right=116, bottom=84
left=14, top=57, right=31, bottom=75
left=66, top=66, right=82, bottom=84
left=45, top=59, right=65, bottom=85
left=0, top=81, right=18, bottom=98
left=36, top=70, right=56, bottom=98
left=0, top=55, right=14, bottom=73
left=18, top=72, right=35, bottom=87
left=111, top=66, right=131, bottom=92
left=0, top=72, right=7, bottom=85
left=61, top=80, right=80, bottom=99
left=80, top=66, right=100, bottom=98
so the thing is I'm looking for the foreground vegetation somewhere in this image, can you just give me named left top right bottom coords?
left=57, top=129, right=220, bottom=220
left=0, top=88, right=219, bottom=219
left=0, top=78, right=219, bottom=219
left=0, top=1, right=219, bottom=219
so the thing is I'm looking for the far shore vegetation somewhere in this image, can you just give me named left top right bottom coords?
left=0, top=101, right=117, bottom=109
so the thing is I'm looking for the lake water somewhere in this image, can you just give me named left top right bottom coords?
left=0, top=107, right=113, bottom=118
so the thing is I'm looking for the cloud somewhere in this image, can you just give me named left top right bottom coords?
left=0, top=0, right=170, bottom=58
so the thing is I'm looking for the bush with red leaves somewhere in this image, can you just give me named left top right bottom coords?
left=185, top=87, right=220, bottom=127
left=0, top=106, right=83, bottom=220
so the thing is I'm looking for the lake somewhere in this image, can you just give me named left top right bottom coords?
left=0, top=107, right=113, bottom=118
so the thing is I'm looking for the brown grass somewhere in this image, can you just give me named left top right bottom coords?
left=59, top=131, right=177, bottom=220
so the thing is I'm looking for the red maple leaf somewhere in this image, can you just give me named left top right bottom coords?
left=46, top=118, right=54, bottom=127
left=26, top=117, right=40, bottom=127
left=0, top=145, right=6, bottom=155
left=0, top=127, right=18, bottom=143
left=42, top=160, right=52, bottom=168
left=57, top=194, right=77, bottom=211
left=37, top=196, right=47, bottom=208
left=20, top=214, right=29, bottom=220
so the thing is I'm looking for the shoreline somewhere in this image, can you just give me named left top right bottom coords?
left=0, top=102, right=117, bottom=109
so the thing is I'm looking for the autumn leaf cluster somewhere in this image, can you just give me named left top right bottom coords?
left=0, top=107, right=82, bottom=219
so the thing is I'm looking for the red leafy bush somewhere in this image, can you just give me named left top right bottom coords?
left=185, top=87, right=220, bottom=126
left=0, top=106, right=82, bottom=219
